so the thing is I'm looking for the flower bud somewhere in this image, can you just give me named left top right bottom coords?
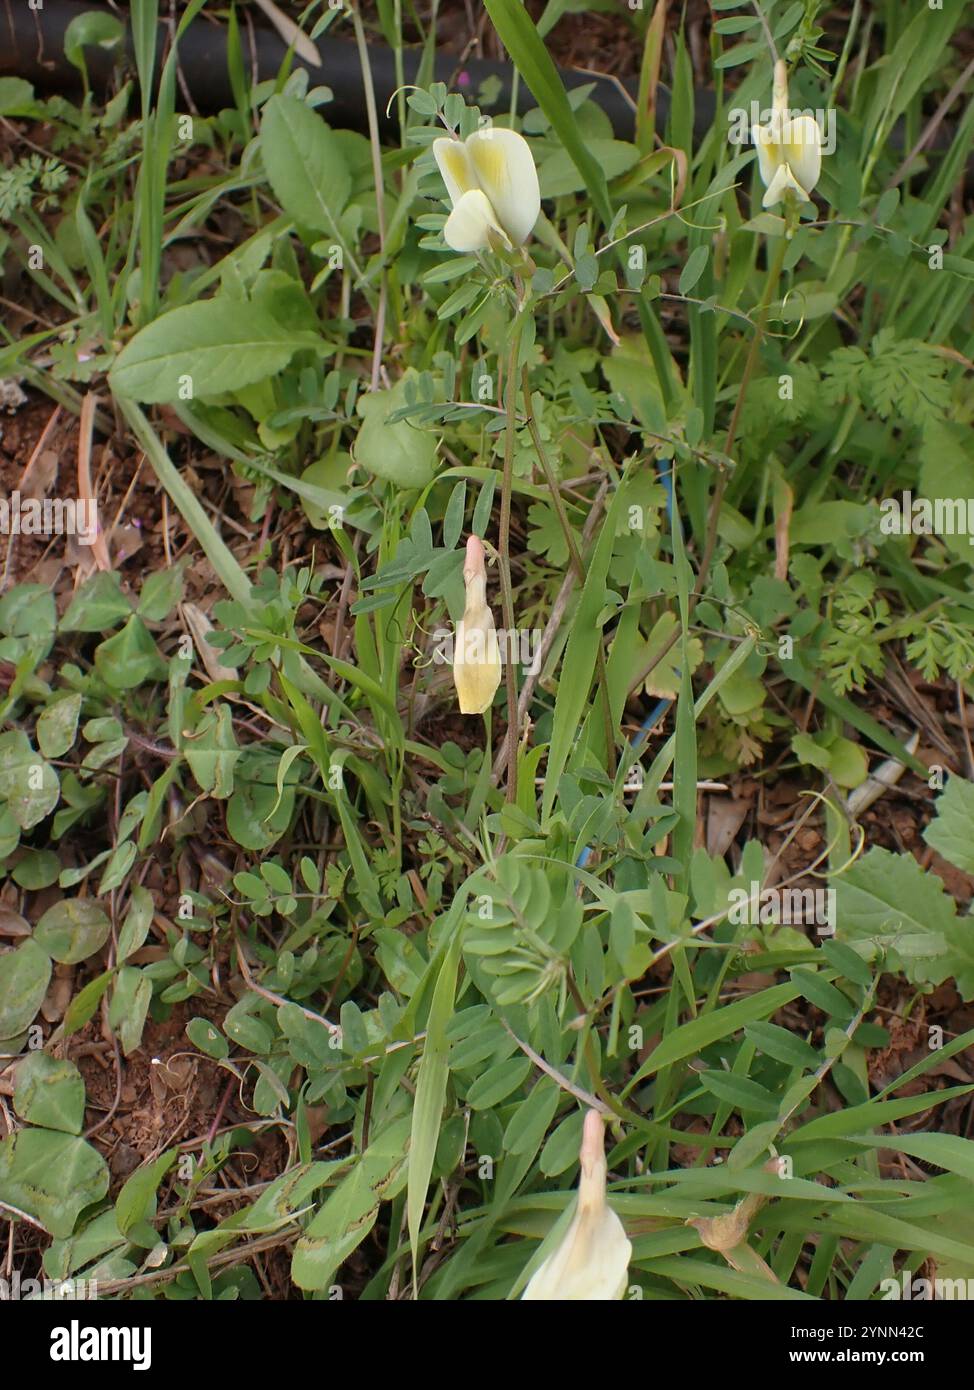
left=521, top=1110, right=632, bottom=1300
left=453, top=535, right=502, bottom=715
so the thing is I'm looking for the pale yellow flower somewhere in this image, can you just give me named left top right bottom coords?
left=753, top=60, right=823, bottom=208
left=453, top=535, right=502, bottom=715
left=521, top=1110, right=632, bottom=1300
left=433, top=128, right=540, bottom=254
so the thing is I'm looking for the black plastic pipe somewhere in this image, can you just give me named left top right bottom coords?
left=1, top=2, right=953, bottom=158
left=2, top=0, right=679, bottom=139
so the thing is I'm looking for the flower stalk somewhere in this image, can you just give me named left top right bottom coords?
left=696, top=229, right=789, bottom=604
left=520, top=366, right=617, bottom=778
left=498, top=311, right=526, bottom=802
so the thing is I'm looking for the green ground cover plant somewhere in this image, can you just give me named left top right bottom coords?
left=0, top=0, right=972, bottom=1303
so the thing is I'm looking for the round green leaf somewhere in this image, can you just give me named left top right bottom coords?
left=354, top=375, right=438, bottom=489
left=0, top=583, right=56, bottom=641
left=299, top=454, right=351, bottom=530
left=828, top=736, right=869, bottom=790
left=64, top=10, right=124, bottom=73
left=59, top=572, right=132, bottom=633
left=223, top=1001, right=275, bottom=1054
left=34, top=899, right=111, bottom=964
left=226, top=778, right=293, bottom=851
left=186, top=1017, right=229, bottom=1059
left=719, top=668, right=766, bottom=717
left=93, top=615, right=167, bottom=691
left=0, top=77, right=35, bottom=117
left=36, top=693, right=83, bottom=760
left=11, top=849, right=60, bottom=891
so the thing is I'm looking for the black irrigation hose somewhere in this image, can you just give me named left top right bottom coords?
left=3, top=0, right=691, bottom=139
left=1, top=2, right=955, bottom=158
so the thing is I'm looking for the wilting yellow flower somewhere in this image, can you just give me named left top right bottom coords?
left=433, top=127, right=540, bottom=254
left=753, top=60, right=823, bottom=209
left=453, top=535, right=502, bottom=715
left=522, top=1110, right=631, bottom=1300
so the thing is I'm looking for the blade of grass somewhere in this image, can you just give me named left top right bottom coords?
left=482, top=0, right=612, bottom=227
left=407, top=915, right=463, bottom=1288
left=541, top=477, right=627, bottom=822
left=624, top=982, right=800, bottom=1092
left=117, top=398, right=252, bottom=607
left=629, top=631, right=759, bottom=831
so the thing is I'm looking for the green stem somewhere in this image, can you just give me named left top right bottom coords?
left=697, top=229, right=789, bottom=603
left=520, top=366, right=617, bottom=776
left=351, top=2, right=387, bottom=389
left=499, top=315, right=527, bottom=803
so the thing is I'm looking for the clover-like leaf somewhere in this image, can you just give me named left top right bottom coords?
left=13, top=1052, right=86, bottom=1135
left=34, top=899, right=111, bottom=965
left=0, top=1129, right=109, bottom=1238
left=36, top=693, right=83, bottom=760
left=0, top=731, right=60, bottom=830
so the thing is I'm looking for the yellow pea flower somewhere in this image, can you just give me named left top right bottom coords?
left=753, top=60, right=823, bottom=208
left=453, top=535, right=502, bottom=715
left=521, top=1110, right=632, bottom=1300
left=433, top=127, right=540, bottom=254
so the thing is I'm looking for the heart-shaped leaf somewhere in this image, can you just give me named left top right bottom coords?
left=13, top=1052, right=86, bottom=1135
left=93, top=616, right=167, bottom=691
left=0, top=1129, right=109, bottom=1238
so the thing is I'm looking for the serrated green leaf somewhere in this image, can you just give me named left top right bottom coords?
left=924, top=776, right=974, bottom=874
